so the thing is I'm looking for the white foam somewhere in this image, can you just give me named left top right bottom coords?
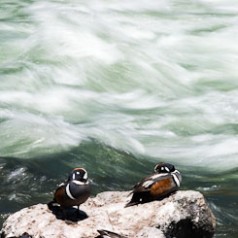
left=1, top=0, right=238, bottom=172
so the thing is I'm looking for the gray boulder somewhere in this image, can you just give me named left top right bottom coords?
left=1, top=190, right=216, bottom=238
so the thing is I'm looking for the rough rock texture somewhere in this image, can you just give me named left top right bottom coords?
left=1, top=190, right=216, bottom=238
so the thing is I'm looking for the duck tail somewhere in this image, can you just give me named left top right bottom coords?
left=124, top=200, right=138, bottom=208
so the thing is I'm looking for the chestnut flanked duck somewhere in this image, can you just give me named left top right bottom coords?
left=125, top=162, right=182, bottom=207
left=95, top=229, right=127, bottom=238
left=53, top=168, right=91, bottom=210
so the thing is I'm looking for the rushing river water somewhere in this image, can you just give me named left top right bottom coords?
left=0, top=0, right=238, bottom=237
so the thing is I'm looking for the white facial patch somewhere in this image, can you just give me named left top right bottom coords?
left=83, top=171, right=88, bottom=180
left=165, top=166, right=170, bottom=172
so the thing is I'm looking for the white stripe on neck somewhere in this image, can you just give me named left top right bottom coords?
left=66, top=184, right=76, bottom=200
left=171, top=170, right=181, bottom=187
left=72, top=180, right=86, bottom=185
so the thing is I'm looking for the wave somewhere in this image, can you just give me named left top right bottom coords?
left=1, top=0, right=238, bottom=173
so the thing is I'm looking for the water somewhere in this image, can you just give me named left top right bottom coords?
left=0, top=0, right=238, bottom=237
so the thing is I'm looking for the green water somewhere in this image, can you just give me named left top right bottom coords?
left=1, top=0, right=238, bottom=237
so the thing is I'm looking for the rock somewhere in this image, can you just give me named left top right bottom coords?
left=1, top=190, right=215, bottom=238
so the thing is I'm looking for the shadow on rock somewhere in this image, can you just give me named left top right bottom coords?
left=47, top=201, right=88, bottom=222
left=1, top=231, right=32, bottom=238
left=166, top=219, right=214, bottom=238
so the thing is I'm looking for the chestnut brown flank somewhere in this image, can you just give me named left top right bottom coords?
left=150, top=178, right=172, bottom=197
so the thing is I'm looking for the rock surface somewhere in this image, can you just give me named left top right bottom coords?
left=1, top=190, right=216, bottom=238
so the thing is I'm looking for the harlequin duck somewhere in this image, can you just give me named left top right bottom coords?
left=95, top=229, right=127, bottom=238
left=125, top=162, right=181, bottom=207
left=53, top=168, right=91, bottom=210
